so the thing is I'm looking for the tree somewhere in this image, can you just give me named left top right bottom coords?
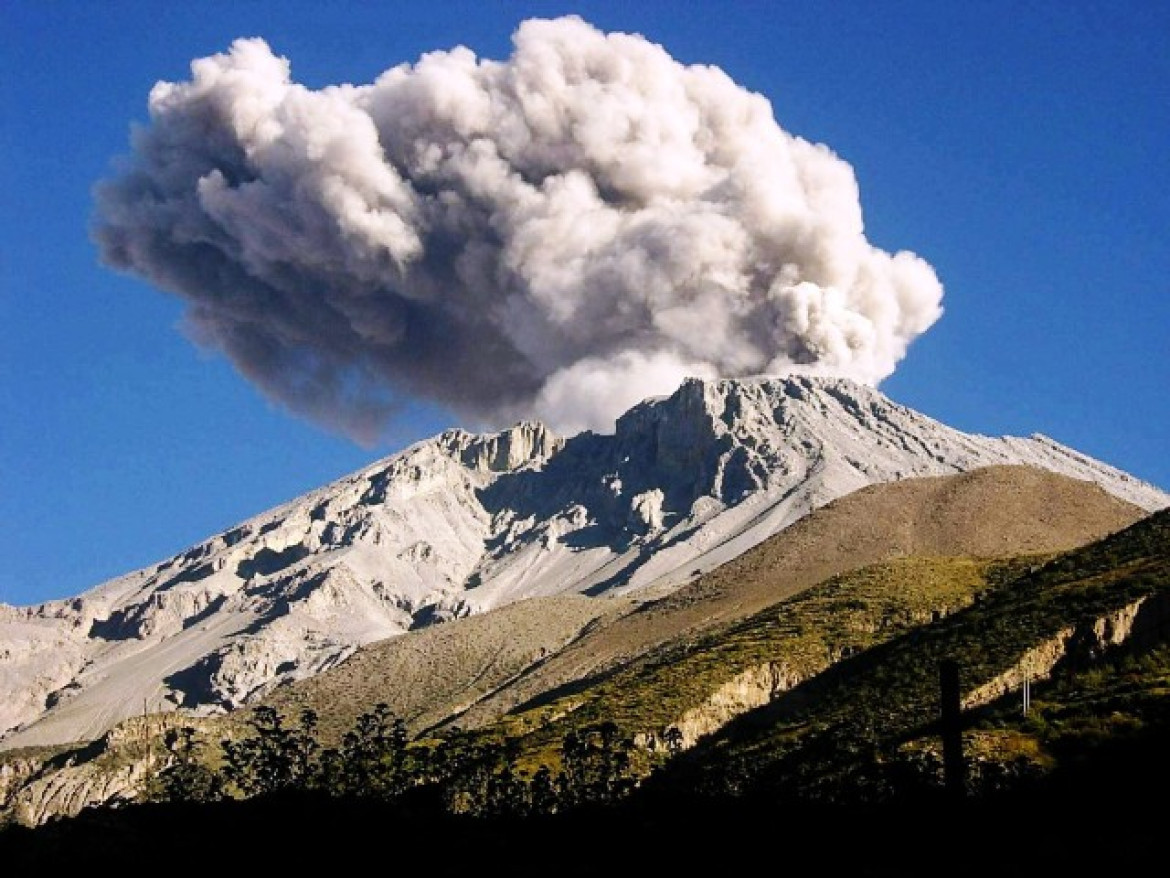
left=323, top=702, right=411, bottom=798
left=142, top=725, right=223, bottom=803
left=529, top=765, right=558, bottom=814
left=557, top=723, right=638, bottom=809
left=221, top=706, right=321, bottom=797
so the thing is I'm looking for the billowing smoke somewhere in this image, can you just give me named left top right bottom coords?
left=94, top=16, right=943, bottom=440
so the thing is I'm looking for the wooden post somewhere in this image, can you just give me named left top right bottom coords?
left=940, top=659, right=965, bottom=799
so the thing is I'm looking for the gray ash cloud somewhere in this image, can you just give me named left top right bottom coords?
left=94, top=16, right=943, bottom=441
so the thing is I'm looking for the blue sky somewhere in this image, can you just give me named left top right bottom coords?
left=3, top=1, right=1167, bottom=606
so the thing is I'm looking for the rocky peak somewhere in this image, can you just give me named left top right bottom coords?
left=606, top=375, right=881, bottom=508
left=436, top=422, right=563, bottom=475
left=615, top=377, right=725, bottom=471
left=616, top=374, right=885, bottom=443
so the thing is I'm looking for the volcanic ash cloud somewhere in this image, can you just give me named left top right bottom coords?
left=93, top=15, right=944, bottom=440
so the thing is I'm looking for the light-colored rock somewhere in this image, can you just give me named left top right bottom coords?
left=6, top=759, right=148, bottom=828
left=664, top=661, right=807, bottom=749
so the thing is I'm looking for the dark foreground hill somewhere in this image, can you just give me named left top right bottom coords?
left=643, top=504, right=1170, bottom=807
left=0, top=754, right=1164, bottom=877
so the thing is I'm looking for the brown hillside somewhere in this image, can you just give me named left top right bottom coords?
left=263, top=465, right=1147, bottom=738
left=439, top=465, right=1147, bottom=730
left=263, top=593, right=630, bottom=743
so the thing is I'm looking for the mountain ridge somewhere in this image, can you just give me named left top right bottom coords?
left=2, top=375, right=1166, bottom=749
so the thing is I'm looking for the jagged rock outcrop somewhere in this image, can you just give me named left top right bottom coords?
left=962, top=591, right=1170, bottom=710
left=3, top=376, right=1166, bottom=749
left=0, top=714, right=222, bottom=828
left=5, top=759, right=148, bottom=829
left=0, top=755, right=41, bottom=814
left=651, top=662, right=807, bottom=750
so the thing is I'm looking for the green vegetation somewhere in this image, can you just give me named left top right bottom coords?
left=132, top=552, right=1052, bottom=815
left=645, top=508, right=1170, bottom=805
left=138, top=700, right=645, bottom=818
left=474, top=554, right=1007, bottom=773
left=983, top=639, right=1170, bottom=772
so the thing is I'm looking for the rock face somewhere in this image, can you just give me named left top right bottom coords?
left=962, top=591, right=1170, bottom=710
left=2, top=376, right=1166, bottom=749
left=667, top=662, right=807, bottom=750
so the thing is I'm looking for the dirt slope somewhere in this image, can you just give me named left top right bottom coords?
left=263, top=465, right=1147, bottom=736
left=262, top=593, right=630, bottom=743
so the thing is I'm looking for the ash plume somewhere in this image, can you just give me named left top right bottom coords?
left=93, top=16, right=943, bottom=440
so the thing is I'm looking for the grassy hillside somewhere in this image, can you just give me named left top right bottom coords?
left=262, top=593, right=622, bottom=744
left=474, top=554, right=1022, bottom=773
left=641, top=507, right=1170, bottom=806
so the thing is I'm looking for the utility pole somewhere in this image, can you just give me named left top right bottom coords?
left=939, top=659, right=965, bottom=799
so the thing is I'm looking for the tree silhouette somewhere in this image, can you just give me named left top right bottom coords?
left=529, top=765, right=558, bottom=814
left=221, top=706, right=321, bottom=797
left=557, top=723, right=638, bottom=809
left=321, top=702, right=411, bottom=798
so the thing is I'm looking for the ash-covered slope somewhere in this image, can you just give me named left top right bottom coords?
left=2, top=376, right=1166, bottom=748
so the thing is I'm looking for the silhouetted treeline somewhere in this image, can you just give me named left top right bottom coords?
left=142, top=704, right=650, bottom=819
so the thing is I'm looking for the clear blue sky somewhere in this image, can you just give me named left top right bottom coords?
left=3, top=1, right=1167, bottom=606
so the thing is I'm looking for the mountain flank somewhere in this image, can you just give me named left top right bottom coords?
left=380, top=464, right=1147, bottom=736
left=3, top=376, right=1164, bottom=751
left=2, top=374, right=1167, bottom=843
left=143, top=465, right=1151, bottom=747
